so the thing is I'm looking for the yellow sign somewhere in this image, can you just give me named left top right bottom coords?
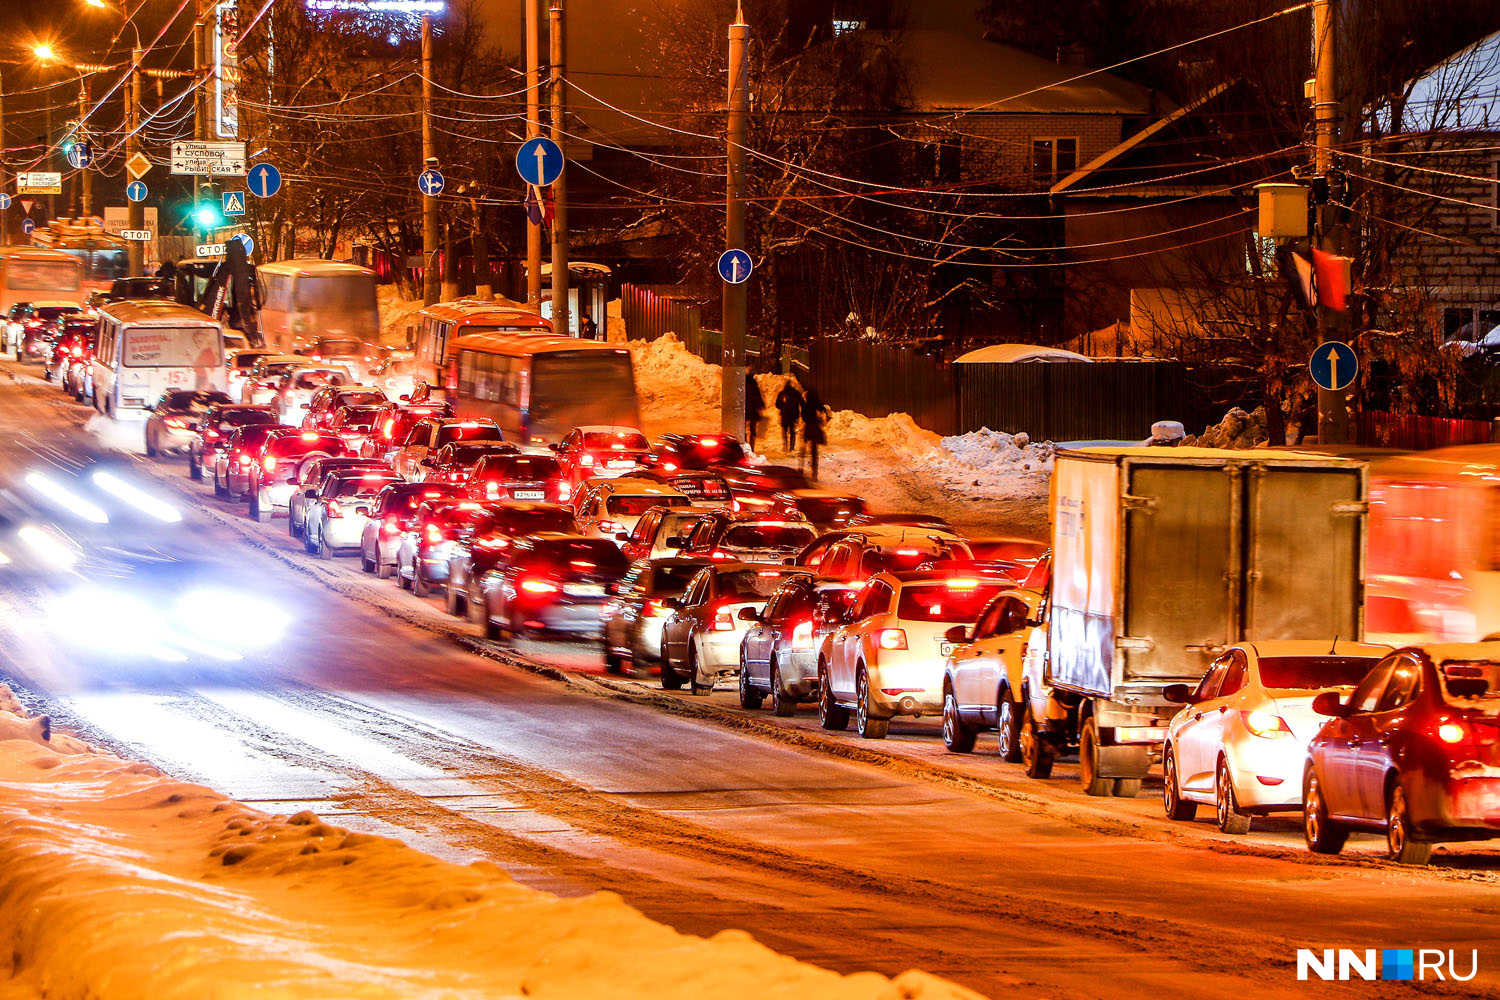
left=16, top=172, right=62, bottom=195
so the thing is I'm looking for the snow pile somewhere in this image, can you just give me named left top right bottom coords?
left=1182, top=406, right=1270, bottom=449
left=377, top=284, right=425, bottom=349
left=629, top=333, right=722, bottom=422
left=0, top=690, right=977, bottom=1000
left=940, top=427, right=1055, bottom=475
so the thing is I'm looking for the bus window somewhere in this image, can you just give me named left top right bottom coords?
left=529, top=351, right=638, bottom=439
left=294, top=273, right=377, bottom=310
left=7, top=259, right=82, bottom=293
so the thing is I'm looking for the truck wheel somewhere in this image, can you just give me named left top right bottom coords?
left=1302, top=769, right=1347, bottom=855
left=1079, top=717, right=1114, bottom=796
left=1215, top=757, right=1251, bottom=834
left=854, top=668, right=888, bottom=739
left=818, top=663, right=849, bottom=731
left=1386, top=781, right=1432, bottom=865
left=1113, top=778, right=1142, bottom=798
left=1020, top=712, right=1054, bottom=779
left=1162, top=748, right=1198, bottom=821
left=996, top=692, right=1023, bottom=762
left=941, top=689, right=976, bottom=753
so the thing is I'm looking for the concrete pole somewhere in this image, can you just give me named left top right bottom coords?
left=77, top=83, right=92, bottom=219
left=421, top=14, right=440, bottom=306
left=1311, top=0, right=1348, bottom=444
left=0, top=68, right=8, bottom=244
left=721, top=4, right=749, bottom=438
left=548, top=2, right=569, bottom=335
left=194, top=0, right=206, bottom=240
left=525, top=0, right=542, bottom=308
left=126, top=51, right=144, bottom=274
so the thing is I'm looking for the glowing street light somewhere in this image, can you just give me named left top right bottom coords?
left=33, top=43, right=57, bottom=61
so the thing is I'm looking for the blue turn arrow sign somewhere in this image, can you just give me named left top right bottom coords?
left=515, top=137, right=564, bottom=187
left=417, top=168, right=445, bottom=197
left=126, top=180, right=148, bottom=203
left=717, top=249, right=753, bottom=285
left=0, top=194, right=10, bottom=211
left=247, top=162, right=282, bottom=198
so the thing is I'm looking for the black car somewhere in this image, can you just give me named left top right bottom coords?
left=651, top=433, right=749, bottom=471
left=465, top=453, right=571, bottom=504
left=190, top=403, right=279, bottom=481
left=476, top=533, right=630, bottom=640
left=144, top=389, right=233, bottom=457
left=444, top=502, right=580, bottom=618
left=628, top=468, right=735, bottom=505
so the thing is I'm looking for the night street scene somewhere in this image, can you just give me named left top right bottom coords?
left=3, top=0, right=1500, bottom=996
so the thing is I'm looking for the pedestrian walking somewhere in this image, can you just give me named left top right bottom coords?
left=775, top=380, right=803, bottom=452
left=579, top=310, right=598, bottom=341
left=801, top=387, right=830, bottom=479
left=745, top=371, right=766, bottom=452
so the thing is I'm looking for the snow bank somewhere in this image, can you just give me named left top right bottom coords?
left=1182, top=406, right=1270, bottom=449
left=0, top=690, right=978, bottom=1000
left=377, top=285, right=424, bottom=349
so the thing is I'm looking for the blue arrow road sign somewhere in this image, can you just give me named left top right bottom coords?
left=222, top=191, right=246, bottom=216
left=1310, top=341, right=1358, bottom=392
left=717, top=249, right=753, bottom=285
left=417, top=169, right=445, bottom=197
left=232, top=233, right=255, bottom=256
left=21, top=219, right=35, bottom=236
left=125, top=180, right=148, bottom=203
left=515, top=137, right=564, bottom=187
left=0, top=194, right=10, bottom=210
left=247, top=162, right=282, bottom=198
left=66, top=142, right=93, bottom=169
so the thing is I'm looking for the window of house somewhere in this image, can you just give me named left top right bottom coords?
left=1031, top=137, right=1078, bottom=184
left=832, top=19, right=865, bottom=35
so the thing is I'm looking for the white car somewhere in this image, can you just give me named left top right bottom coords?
left=372, top=355, right=421, bottom=401
left=1161, top=640, right=1391, bottom=833
left=242, top=356, right=310, bottom=405
left=274, top=366, right=354, bottom=424
left=819, top=572, right=1009, bottom=739
left=659, top=564, right=813, bottom=694
left=941, top=587, right=1047, bottom=759
left=572, top=478, right=695, bottom=543
left=302, top=471, right=401, bottom=559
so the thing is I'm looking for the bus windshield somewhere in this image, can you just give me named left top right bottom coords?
left=294, top=274, right=377, bottom=311
left=530, top=351, right=638, bottom=439
left=123, top=327, right=224, bottom=368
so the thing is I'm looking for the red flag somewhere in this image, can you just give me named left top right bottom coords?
left=543, top=186, right=555, bottom=226
left=1312, top=248, right=1352, bottom=311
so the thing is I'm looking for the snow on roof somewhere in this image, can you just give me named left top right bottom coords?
left=955, top=343, right=1094, bottom=363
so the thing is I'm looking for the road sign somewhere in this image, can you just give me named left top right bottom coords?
left=126, top=152, right=153, bottom=179
left=120, top=229, right=152, bottom=242
left=170, top=141, right=246, bottom=176
left=222, top=191, right=246, bottom=216
left=196, top=242, right=226, bottom=257
left=232, top=233, right=254, bottom=256
left=19, top=199, right=32, bottom=215
left=21, top=219, right=35, bottom=236
left=717, top=248, right=753, bottom=285
left=126, top=180, right=148, bottom=203
left=1310, top=341, right=1358, bottom=392
left=247, top=162, right=281, bottom=198
left=16, top=172, right=62, bottom=195
left=0, top=194, right=9, bottom=210
left=515, top=137, right=564, bottom=187
left=417, top=168, right=445, bottom=197
left=65, top=142, right=93, bottom=170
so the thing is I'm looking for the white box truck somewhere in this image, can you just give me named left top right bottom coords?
left=1018, top=447, right=1368, bottom=796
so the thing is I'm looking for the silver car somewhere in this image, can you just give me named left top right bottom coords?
left=739, top=577, right=859, bottom=715
left=601, top=557, right=713, bottom=674
left=303, top=471, right=401, bottom=559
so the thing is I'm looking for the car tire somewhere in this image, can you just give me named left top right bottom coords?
left=360, top=550, right=375, bottom=574
left=303, top=526, right=318, bottom=555
left=251, top=491, right=271, bottom=523
left=1079, top=717, right=1114, bottom=796
left=738, top=654, right=765, bottom=710
left=996, top=691, right=1023, bottom=763
left=769, top=662, right=796, bottom=717
left=603, top=648, right=624, bottom=675
left=377, top=555, right=393, bottom=580
left=397, top=561, right=413, bottom=589
left=482, top=606, right=500, bottom=641
left=854, top=668, right=888, bottom=739
left=660, top=646, right=684, bottom=690
left=1162, top=747, right=1198, bottom=821
left=1386, top=780, right=1432, bottom=865
left=509, top=608, right=526, bottom=642
left=1302, top=768, right=1347, bottom=855
left=413, top=564, right=432, bottom=597
left=1215, top=756, right=1252, bottom=834
left=1020, top=711, right=1054, bottom=779
left=445, top=577, right=464, bottom=617
left=688, top=644, right=710, bottom=696
left=213, top=471, right=226, bottom=497
left=941, top=689, right=976, bottom=753
left=318, top=531, right=334, bottom=561
left=818, top=663, right=849, bottom=731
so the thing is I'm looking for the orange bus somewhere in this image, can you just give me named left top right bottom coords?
left=415, top=298, right=551, bottom=385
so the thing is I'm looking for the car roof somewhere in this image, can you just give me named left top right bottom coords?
left=594, top=479, right=688, bottom=496
left=576, top=424, right=646, bottom=434
left=871, top=570, right=1006, bottom=587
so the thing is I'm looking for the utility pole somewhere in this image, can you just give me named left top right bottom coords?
left=548, top=2, right=569, bottom=335
left=77, top=83, right=92, bottom=219
left=525, top=0, right=542, bottom=308
left=421, top=13, right=440, bottom=306
left=1311, top=0, right=1348, bottom=444
left=194, top=0, right=206, bottom=241
left=721, top=4, right=749, bottom=438
left=126, top=50, right=144, bottom=274
left=0, top=68, right=8, bottom=244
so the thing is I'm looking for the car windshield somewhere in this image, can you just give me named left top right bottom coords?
left=385, top=485, right=464, bottom=514
left=966, top=540, right=1048, bottom=562
left=1438, top=660, right=1500, bottom=704
left=294, top=370, right=350, bottom=389
left=36, top=307, right=80, bottom=321
left=219, top=408, right=278, bottom=427
left=266, top=433, right=342, bottom=457
left=482, top=456, right=560, bottom=480
left=529, top=538, right=630, bottom=574
left=436, top=423, right=502, bottom=446
left=608, top=494, right=691, bottom=516
left=649, top=564, right=706, bottom=594
left=330, top=474, right=399, bottom=497
left=716, top=569, right=809, bottom=599
left=1257, top=656, right=1384, bottom=690
left=896, top=581, right=1007, bottom=623
left=336, top=390, right=386, bottom=407
left=583, top=430, right=649, bottom=450
left=442, top=443, right=509, bottom=466
left=338, top=408, right=381, bottom=429
left=234, top=425, right=284, bottom=447
left=722, top=523, right=817, bottom=549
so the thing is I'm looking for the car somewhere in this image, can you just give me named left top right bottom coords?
left=357, top=482, right=468, bottom=579
left=940, top=588, right=1049, bottom=758
left=678, top=509, right=819, bottom=563
left=659, top=563, right=813, bottom=695
left=143, top=389, right=232, bottom=457
left=245, top=429, right=350, bottom=522
left=10, top=302, right=82, bottom=361
left=302, top=470, right=404, bottom=559
left=212, top=422, right=292, bottom=500
left=738, top=575, right=860, bottom=715
left=371, top=355, right=423, bottom=401
left=465, top=452, right=571, bottom=505
left=772, top=489, right=868, bottom=531
left=819, top=572, right=1010, bottom=739
left=403, top=380, right=451, bottom=407
left=931, top=537, right=1049, bottom=584
left=475, top=533, right=632, bottom=641
left=325, top=404, right=387, bottom=457
left=619, top=506, right=715, bottom=562
left=1301, top=644, right=1500, bottom=864
left=717, top=464, right=811, bottom=509
left=301, top=384, right=389, bottom=431
left=649, top=433, right=749, bottom=471
left=601, top=557, right=715, bottom=674
left=572, top=479, right=696, bottom=543
left=242, top=356, right=311, bottom=405
left=306, top=336, right=379, bottom=378
left=394, top=499, right=509, bottom=596
left=274, top=366, right=356, bottom=423
left=794, top=526, right=967, bottom=572
left=103, top=276, right=170, bottom=301
left=444, top=502, right=580, bottom=618
left=225, top=350, right=275, bottom=401
left=392, top=417, right=505, bottom=481
left=554, top=425, right=654, bottom=485
left=62, top=335, right=96, bottom=401
left=626, top=468, right=736, bottom=506
left=44, top=320, right=96, bottom=381
left=190, top=403, right=279, bottom=481
left=287, top=456, right=391, bottom=538
left=425, top=440, right=520, bottom=486
left=1158, top=641, right=1392, bottom=833
left=360, top=401, right=453, bottom=461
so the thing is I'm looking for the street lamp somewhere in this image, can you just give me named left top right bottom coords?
left=33, top=44, right=57, bottom=61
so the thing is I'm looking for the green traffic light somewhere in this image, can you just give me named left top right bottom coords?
left=192, top=205, right=221, bottom=228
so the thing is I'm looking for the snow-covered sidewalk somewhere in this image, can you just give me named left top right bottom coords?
left=0, top=688, right=977, bottom=1000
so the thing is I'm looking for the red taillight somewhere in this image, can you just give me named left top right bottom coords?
left=1241, top=710, right=1293, bottom=739
left=946, top=578, right=978, bottom=590
left=382, top=419, right=395, bottom=439
left=791, top=619, right=814, bottom=648
left=661, top=462, right=678, bottom=471
left=425, top=524, right=444, bottom=544
left=70, top=346, right=81, bottom=356
left=578, top=453, right=596, bottom=468
left=557, top=482, right=571, bottom=501
left=165, top=416, right=188, bottom=429
left=485, top=481, right=500, bottom=499
left=700, top=437, right=718, bottom=447
left=598, top=519, right=622, bottom=535
left=1438, top=721, right=1497, bottom=745
left=205, top=429, right=220, bottom=440
left=381, top=516, right=402, bottom=536
left=713, top=608, right=736, bottom=631
left=521, top=578, right=558, bottom=595
left=476, top=536, right=510, bottom=551
left=325, top=499, right=344, bottom=518
left=645, top=599, right=672, bottom=618
left=876, top=628, right=908, bottom=650
left=238, top=453, right=251, bottom=466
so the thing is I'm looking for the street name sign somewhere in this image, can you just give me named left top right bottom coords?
left=16, top=172, right=62, bottom=195
left=171, top=141, right=247, bottom=176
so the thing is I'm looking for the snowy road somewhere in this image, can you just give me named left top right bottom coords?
left=1, top=361, right=1498, bottom=1000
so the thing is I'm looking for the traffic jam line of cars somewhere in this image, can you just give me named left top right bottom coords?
left=15, top=316, right=1500, bottom=869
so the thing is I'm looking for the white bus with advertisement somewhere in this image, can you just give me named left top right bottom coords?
left=91, top=299, right=227, bottom=422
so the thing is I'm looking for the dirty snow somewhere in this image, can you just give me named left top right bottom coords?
left=84, top=412, right=145, bottom=455
left=0, top=687, right=978, bottom=1000
left=377, top=285, right=425, bottom=350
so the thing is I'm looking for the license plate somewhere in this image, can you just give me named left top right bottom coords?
left=564, top=583, right=605, bottom=597
left=607, top=460, right=635, bottom=469
left=940, top=642, right=956, bottom=656
left=514, top=490, right=544, bottom=500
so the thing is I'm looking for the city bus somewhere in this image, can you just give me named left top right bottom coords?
left=414, top=298, right=551, bottom=385
left=0, top=246, right=85, bottom=317
left=446, top=331, right=638, bottom=445
left=257, top=259, right=379, bottom=354
left=30, top=220, right=129, bottom=294
left=92, top=299, right=227, bottom=421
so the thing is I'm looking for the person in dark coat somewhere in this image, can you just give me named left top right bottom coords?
left=745, top=371, right=766, bottom=451
left=775, top=381, right=803, bottom=452
left=801, top=387, right=830, bottom=479
left=578, top=311, right=598, bottom=340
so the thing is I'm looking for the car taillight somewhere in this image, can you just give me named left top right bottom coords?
left=876, top=628, right=908, bottom=650
left=425, top=524, right=444, bottom=544
left=70, top=346, right=81, bottom=356
left=486, top=481, right=501, bottom=499
left=645, top=599, right=673, bottom=618
left=791, top=619, right=814, bottom=648
left=578, top=453, right=595, bottom=467
left=1438, top=721, right=1498, bottom=745
left=521, top=578, right=558, bottom=594
left=946, top=578, right=978, bottom=590
left=1241, top=710, right=1293, bottom=739
left=476, top=536, right=510, bottom=551
left=205, top=429, right=220, bottom=440
left=381, top=516, right=402, bottom=536
left=238, top=453, right=251, bottom=466
left=713, top=608, right=736, bottom=631
left=557, top=482, right=571, bottom=501
left=165, top=416, right=188, bottom=429
left=325, top=500, right=343, bottom=518
left=262, top=456, right=277, bottom=474
left=661, top=462, right=678, bottom=471
left=382, top=419, right=395, bottom=439
left=598, top=519, right=622, bottom=535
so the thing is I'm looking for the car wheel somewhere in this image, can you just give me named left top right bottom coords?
left=1386, top=780, right=1432, bottom=865
left=482, top=599, right=500, bottom=640
left=854, top=668, right=888, bottom=739
left=188, top=453, right=201, bottom=480
left=251, top=491, right=271, bottom=523
left=738, top=653, right=765, bottom=710
left=213, top=470, right=226, bottom=497
left=818, top=663, right=849, bottom=731
left=412, top=562, right=432, bottom=597
left=1078, top=717, right=1113, bottom=796
left=144, top=428, right=157, bottom=457
left=996, top=691, right=1023, bottom=763
left=1020, top=711, right=1054, bottom=779
left=941, top=689, right=975, bottom=753
left=509, top=608, right=526, bottom=642
left=466, top=578, right=485, bottom=623
left=688, top=644, right=710, bottom=696
left=317, top=531, right=334, bottom=561
left=1214, top=756, right=1252, bottom=834
left=377, top=554, right=393, bottom=580
left=1162, top=747, right=1198, bottom=821
left=360, top=547, right=376, bottom=573
left=303, top=524, right=319, bottom=554
left=1303, top=768, right=1347, bottom=855
left=397, top=560, right=413, bottom=590
left=769, top=662, right=796, bottom=718
left=445, top=577, right=464, bottom=616
left=660, top=644, right=684, bottom=690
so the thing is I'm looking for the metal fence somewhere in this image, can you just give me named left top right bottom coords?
left=620, top=283, right=706, bottom=352
left=1355, top=411, right=1496, bottom=450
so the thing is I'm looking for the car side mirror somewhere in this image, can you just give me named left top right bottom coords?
left=737, top=607, right=761, bottom=623
left=1162, top=683, right=1196, bottom=705
left=355, top=506, right=370, bottom=517
left=420, top=457, right=436, bottom=467
left=399, top=393, right=410, bottom=402
left=615, top=531, right=630, bottom=542
left=944, top=624, right=968, bottom=643
left=1311, top=691, right=1349, bottom=717
left=663, top=536, right=682, bottom=549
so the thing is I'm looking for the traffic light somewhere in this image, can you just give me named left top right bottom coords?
left=192, top=182, right=222, bottom=230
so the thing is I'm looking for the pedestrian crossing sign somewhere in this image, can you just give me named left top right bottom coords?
left=222, top=191, right=246, bottom=216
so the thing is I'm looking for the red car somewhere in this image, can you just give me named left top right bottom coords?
left=1303, top=644, right=1500, bottom=865
left=245, top=429, right=349, bottom=522
left=191, top=404, right=279, bottom=481
left=361, top=402, right=452, bottom=461
left=554, top=425, right=654, bottom=485
left=466, top=453, right=571, bottom=504
left=45, top=322, right=95, bottom=381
